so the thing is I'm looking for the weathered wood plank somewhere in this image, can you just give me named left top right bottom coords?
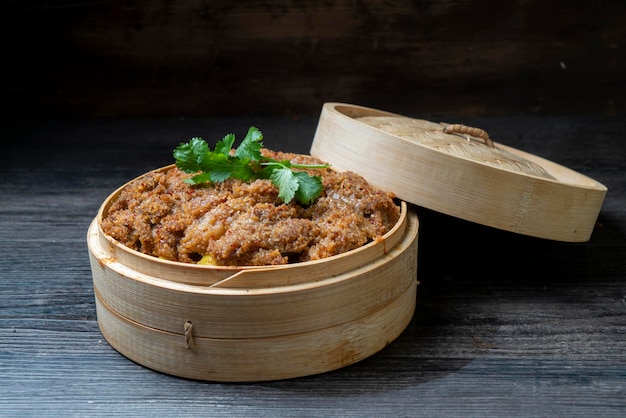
left=0, top=117, right=624, bottom=416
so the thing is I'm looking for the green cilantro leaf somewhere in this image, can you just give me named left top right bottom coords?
left=293, top=171, right=324, bottom=206
left=235, top=127, right=263, bottom=161
left=214, top=133, right=235, bottom=156
left=270, top=167, right=299, bottom=204
left=173, top=137, right=208, bottom=173
left=185, top=172, right=212, bottom=185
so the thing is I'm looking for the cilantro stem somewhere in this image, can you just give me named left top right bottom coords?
left=261, top=161, right=330, bottom=170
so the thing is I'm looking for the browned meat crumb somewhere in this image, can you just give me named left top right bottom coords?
left=101, top=150, right=400, bottom=266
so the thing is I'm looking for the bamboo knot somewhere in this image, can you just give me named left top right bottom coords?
left=184, top=321, right=194, bottom=349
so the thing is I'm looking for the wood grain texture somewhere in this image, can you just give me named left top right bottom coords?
left=2, top=0, right=625, bottom=119
left=1, top=116, right=625, bottom=416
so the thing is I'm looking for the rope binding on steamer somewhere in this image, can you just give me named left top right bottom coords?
left=184, top=321, right=194, bottom=349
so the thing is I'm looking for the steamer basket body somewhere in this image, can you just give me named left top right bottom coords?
left=87, top=167, right=419, bottom=382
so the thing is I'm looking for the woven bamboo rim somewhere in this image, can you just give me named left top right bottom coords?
left=95, top=165, right=410, bottom=286
left=358, top=116, right=555, bottom=179
left=310, top=103, right=607, bottom=242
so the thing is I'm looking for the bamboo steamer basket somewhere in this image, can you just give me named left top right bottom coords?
left=311, top=103, right=607, bottom=242
left=88, top=165, right=419, bottom=382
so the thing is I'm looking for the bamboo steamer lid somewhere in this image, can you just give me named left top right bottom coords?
left=310, top=103, right=608, bottom=242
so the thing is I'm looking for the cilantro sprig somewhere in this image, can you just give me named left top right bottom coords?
left=173, top=127, right=329, bottom=206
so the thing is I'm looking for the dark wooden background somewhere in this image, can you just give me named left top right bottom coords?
left=3, top=0, right=625, bottom=119
left=2, top=1, right=626, bottom=414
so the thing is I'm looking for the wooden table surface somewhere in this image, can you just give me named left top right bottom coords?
left=1, top=116, right=625, bottom=417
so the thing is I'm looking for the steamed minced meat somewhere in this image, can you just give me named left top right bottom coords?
left=101, top=150, right=400, bottom=266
